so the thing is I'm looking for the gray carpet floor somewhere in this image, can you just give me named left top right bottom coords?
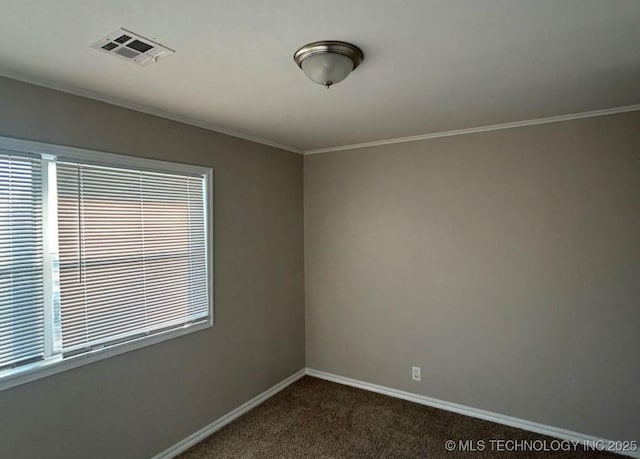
left=179, top=376, right=619, bottom=458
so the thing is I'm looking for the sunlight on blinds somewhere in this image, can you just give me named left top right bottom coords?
left=56, top=162, right=208, bottom=353
left=0, top=153, right=44, bottom=368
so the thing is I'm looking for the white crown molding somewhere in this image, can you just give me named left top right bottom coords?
left=304, top=104, right=640, bottom=155
left=0, top=70, right=303, bottom=154
left=3, top=71, right=639, bottom=157
left=151, top=368, right=306, bottom=459
left=306, top=368, right=640, bottom=458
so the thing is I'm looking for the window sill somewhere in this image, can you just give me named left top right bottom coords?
left=0, top=319, right=212, bottom=392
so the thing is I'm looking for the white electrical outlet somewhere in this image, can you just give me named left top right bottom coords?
left=412, top=366, right=421, bottom=381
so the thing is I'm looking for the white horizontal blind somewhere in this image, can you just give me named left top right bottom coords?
left=56, top=162, right=208, bottom=354
left=0, top=152, right=44, bottom=368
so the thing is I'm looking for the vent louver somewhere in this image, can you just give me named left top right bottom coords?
left=91, top=28, right=174, bottom=66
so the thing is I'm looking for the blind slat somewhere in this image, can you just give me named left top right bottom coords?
left=57, top=162, right=209, bottom=353
left=0, top=153, right=45, bottom=369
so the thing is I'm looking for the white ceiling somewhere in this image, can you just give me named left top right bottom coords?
left=0, top=0, right=638, bottom=153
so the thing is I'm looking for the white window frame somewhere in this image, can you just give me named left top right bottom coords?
left=0, top=135, right=214, bottom=391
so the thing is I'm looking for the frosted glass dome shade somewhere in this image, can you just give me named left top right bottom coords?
left=300, top=53, right=355, bottom=87
left=294, top=41, right=364, bottom=88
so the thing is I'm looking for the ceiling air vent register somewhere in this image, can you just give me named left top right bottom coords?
left=91, top=28, right=174, bottom=66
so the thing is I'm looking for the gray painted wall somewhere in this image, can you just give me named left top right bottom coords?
left=1, top=74, right=638, bottom=456
left=0, top=76, right=305, bottom=458
left=305, top=112, right=640, bottom=441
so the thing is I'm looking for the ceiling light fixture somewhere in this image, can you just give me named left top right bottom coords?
left=294, top=41, right=364, bottom=88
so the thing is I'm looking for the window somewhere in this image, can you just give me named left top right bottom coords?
left=0, top=137, right=213, bottom=390
left=0, top=153, right=44, bottom=368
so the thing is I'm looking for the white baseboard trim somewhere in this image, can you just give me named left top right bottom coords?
left=151, top=368, right=306, bottom=459
left=306, top=368, right=639, bottom=458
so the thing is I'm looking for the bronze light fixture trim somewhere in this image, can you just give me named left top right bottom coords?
left=293, top=40, right=364, bottom=88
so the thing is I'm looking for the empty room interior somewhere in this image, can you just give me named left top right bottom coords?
left=0, top=1, right=638, bottom=458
